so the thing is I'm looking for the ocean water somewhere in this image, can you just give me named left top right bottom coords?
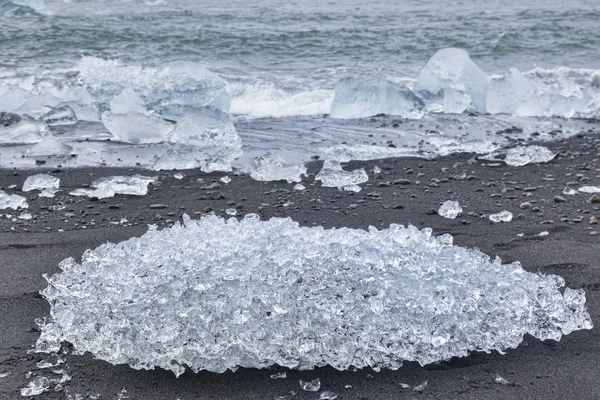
left=0, top=0, right=599, bottom=171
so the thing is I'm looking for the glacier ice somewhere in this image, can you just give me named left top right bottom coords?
left=101, top=112, right=174, bottom=145
left=70, top=175, right=156, bottom=199
left=489, top=210, right=513, bottom=223
left=109, top=88, right=149, bottom=115
left=41, top=105, right=77, bottom=126
left=35, top=215, right=592, bottom=376
left=578, top=186, right=600, bottom=194
left=20, top=376, right=50, bottom=397
left=504, top=145, right=555, bottom=167
left=415, top=48, right=489, bottom=113
left=438, top=200, right=462, bottom=219
left=249, top=153, right=306, bottom=183
left=0, top=115, right=49, bottom=145
left=330, top=76, right=424, bottom=119
left=315, top=160, right=369, bottom=192
left=26, top=136, right=73, bottom=157
left=22, top=174, right=60, bottom=192
left=0, top=190, right=28, bottom=210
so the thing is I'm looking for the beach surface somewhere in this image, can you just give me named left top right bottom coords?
left=1, top=132, right=599, bottom=399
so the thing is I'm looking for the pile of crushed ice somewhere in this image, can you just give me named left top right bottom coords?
left=36, top=214, right=592, bottom=376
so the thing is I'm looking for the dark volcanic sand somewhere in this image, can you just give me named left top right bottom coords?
left=1, top=133, right=600, bottom=399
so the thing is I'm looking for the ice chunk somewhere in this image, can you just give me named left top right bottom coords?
left=0, top=115, right=48, bottom=145
left=26, top=135, right=73, bottom=157
left=0, top=190, right=28, bottom=210
left=109, top=88, right=149, bottom=115
left=101, top=112, right=174, bottom=145
left=299, top=379, right=321, bottom=392
left=415, top=48, right=489, bottom=113
left=293, top=183, right=305, bottom=191
left=330, top=76, right=424, bottom=119
left=41, top=105, right=77, bottom=126
left=270, top=372, right=287, bottom=379
left=504, top=145, right=555, bottom=167
left=22, top=174, right=60, bottom=192
left=578, top=186, right=600, bottom=194
left=489, top=210, right=513, bottom=223
left=319, top=391, right=338, bottom=400
left=35, top=215, right=592, bottom=376
left=563, top=187, right=578, bottom=196
left=413, top=380, right=428, bottom=392
left=220, top=176, right=231, bottom=184
left=249, top=153, right=306, bottom=183
left=494, top=374, right=511, bottom=385
left=20, top=376, right=50, bottom=397
left=70, top=175, right=156, bottom=199
left=319, top=145, right=410, bottom=163
left=438, top=200, right=462, bottom=219
left=315, top=160, right=368, bottom=191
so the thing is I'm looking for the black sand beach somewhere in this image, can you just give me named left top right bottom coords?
left=1, top=131, right=599, bottom=399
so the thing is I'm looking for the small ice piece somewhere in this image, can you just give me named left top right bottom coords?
left=22, top=174, right=60, bottom=192
left=41, top=105, right=77, bottom=126
left=173, top=173, right=184, bottom=180
left=578, top=186, right=600, bottom=194
left=26, top=136, right=73, bottom=157
left=315, top=160, right=368, bottom=191
left=330, top=75, right=424, bottom=119
left=70, top=175, right=156, bottom=199
left=319, top=391, right=338, bottom=400
left=563, top=187, right=578, bottom=196
left=438, top=200, right=462, bottom=219
left=101, top=111, right=174, bottom=144
left=109, top=88, right=149, bottom=115
left=270, top=372, right=287, bottom=379
left=413, top=380, right=428, bottom=392
left=494, top=373, right=511, bottom=385
left=20, top=376, right=50, bottom=397
left=299, top=379, right=321, bottom=392
left=225, top=208, right=237, bottom=216
left=538, top=231, right=549, bottom=237
left=18, top=212, right=32, bottom=220
left=0, top=115, right=49, bottom=145
left=415, top=48, right=489, bottom=113
left=504, top=146, right=555, bottom=167
left=489, top=210, right=513, bottom=223
left=0, top=190, right=28, bottom=210
left=0, top=372, right=10, bottom=378
left=293, top=183, right=305, bottom=191
left=249, top=153, right=306, bottom=183
left=373, top=166, right=381, bottom=174
left=37, top=355, right=64, bottom=369
left=399, top=383, right=410, bottom=389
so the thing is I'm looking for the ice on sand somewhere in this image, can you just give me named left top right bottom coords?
left=0, top=190, right=28, bottom=210
left=299, top=379, right=321, bottom=392
left=70, top=175, right=156, bottom=199
left=0, top=115, right=48, bottom=145
left=330, top=75, right=424, bottom=119
left=504, top=145, right=555, bottom=167
left=101, top=112, right=174, bottom=145
left=22, top=174, right=60, bottom=192
left=36, top=215, right=592, bottom=376
left=578, top=186, right=600, bottom=194
left=438, top=200, right=462, bottom=219
left=315, top=160, right=368, bottom=192
left=20, top=376, right=50, bottom=397
left=415, top=48, right=489, bottom=113
left=26, top=136, right=73, bottom=157
left=489, top=210, right=513, bottom=223
left=249, top=153, right=306, bottom=183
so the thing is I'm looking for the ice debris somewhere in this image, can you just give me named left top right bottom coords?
left=504, top=146, right=555, bottom=167
left=330, top=75, right=424, bottom=119
left=415, top=48, right=489, bottom=113
left=270, top=372, right=287, bottom=379
left=22, top=174, right=60, bottom=192
left=489, top=210, right=513, bottom=223
left=319, top=391, right=338, bottom=400
left=299, top=379, right=321, bottom=392
left=438, top=200, right=462, bottom=219
left=70, top=175, right=156, bottom=199
left=563, top=187, right=578, bottom=196
left=26, top=135, right=73, bottom=157
left=0, top=190, right=28, bottom=210
left=315, top=160, right=368, bottom=192
left=20, top=376, right=50, bottom=397
left=413, top=380, right=428, bottom=392
left=249, top=153, right=306, bottom=183
left=41, top=105, right=77, bottom=126
left=0, top=115, right=48, bottom=145
left=35, top=214, right=592, bottom=376
left=102, top=111, right=174, bottom=145
left=578, top=186, right=600, bottom=194
left=293, top=183, right=305, bottom=191
left=494, top=373, right=511, bottom=385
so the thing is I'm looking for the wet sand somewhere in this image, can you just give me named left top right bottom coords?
left=1, top=132, right=599, bottom=399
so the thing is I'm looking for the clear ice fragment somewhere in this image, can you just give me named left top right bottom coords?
left=293, top=183, right=305, bottom=191
left=438, top=200, right=462, bottom=219
left=494, top=373, right=511, bottom=385
left=578, top=186, right=600, bottom=194
left=173, top=173, right=184, bottom=180
left=20, top=376, right=50, bottom=397
left=299, top=379, right=321, bottom=392
left=109, top=88, right=148, bottom=115
left=563, top=187, right=578, bottom=196
left=315, top=160, right=368, bottom=191
left=35, top=215, right=592, bottom=376
left=319, top=391, right=338, bottom=400
left=101, top=111, right=174, bottom=144
left=413, top=380, right=428, bottom=392
left=70, top=175, right=156, bottom=199
left=225, top=208, right=237, bottom=216
left=22, top=174, right=60, bottom=192
left=220, top=176, right=231, bottom=184
left=249, top=153, right=306, bottom=183
left=26, top=136, right=73, bottom=157
left=0, top=190, right=28, bottom=210
left=0, top=115, right=48, bottom=145
left=504, top=146, right=555, bottom=167
left=270, top=372, right=287, bottom=379
left=41, top=105, right=77, bottom=126
left=489, top=210, right=513, bottom=223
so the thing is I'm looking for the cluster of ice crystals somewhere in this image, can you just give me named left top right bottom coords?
left=22, top=174, right=60, bottom=192
left=0, top=115, right=49, bottom=145
left=438, top=200, right=462, bottom=219
left=70, top=175, right=156, bottom=199
left=489, top=210, right=513, bottom=223
left=315, top=160, right=369, bottom=192
left=0, top=190, right=28, bottom=210
left=504, top=145, right=555, bottom=167
left=330, top=75, right=424, bottom=119
left=249, top=152, right=306, bottom=183
left=36, top=215, right=592, bottom=376
left=415, top=48, right=489, bottom=113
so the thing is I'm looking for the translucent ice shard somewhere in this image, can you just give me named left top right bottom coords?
left=489, top=210, right=513, bottom=223
left=319, top=391, right=338, bottom=400
left=70, top=175, right=156, bottom=199
left=22, top=174, right=60, bottom=192
left=330, top=76, right=424, bottom=119
left=0, top=190, right=28, bottom=210
left=299, top=379, right=321, bottom=392
left=101, top=112, right=174, bottom=144
left=26, top=136, right=73, bottom=157
left=41, top=105, right=77, bottom=126
left=438, top=200, right=462, bottom=219
left=315, top=160, right=368, bottom=191
left=35, top=215, right=592, bottom=376
left=0, top=115, right=49, bottom=145
left=109, top=88, right=149, bottom=115
left=415, top=48, right=489, bottom=113
left=578, top=186, right=600, bottom=194
left=20, top=376, right=50, bottom=397
left=504, top=146, right=555, bottom=167
left=249, top=153, right=306, bottom=183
